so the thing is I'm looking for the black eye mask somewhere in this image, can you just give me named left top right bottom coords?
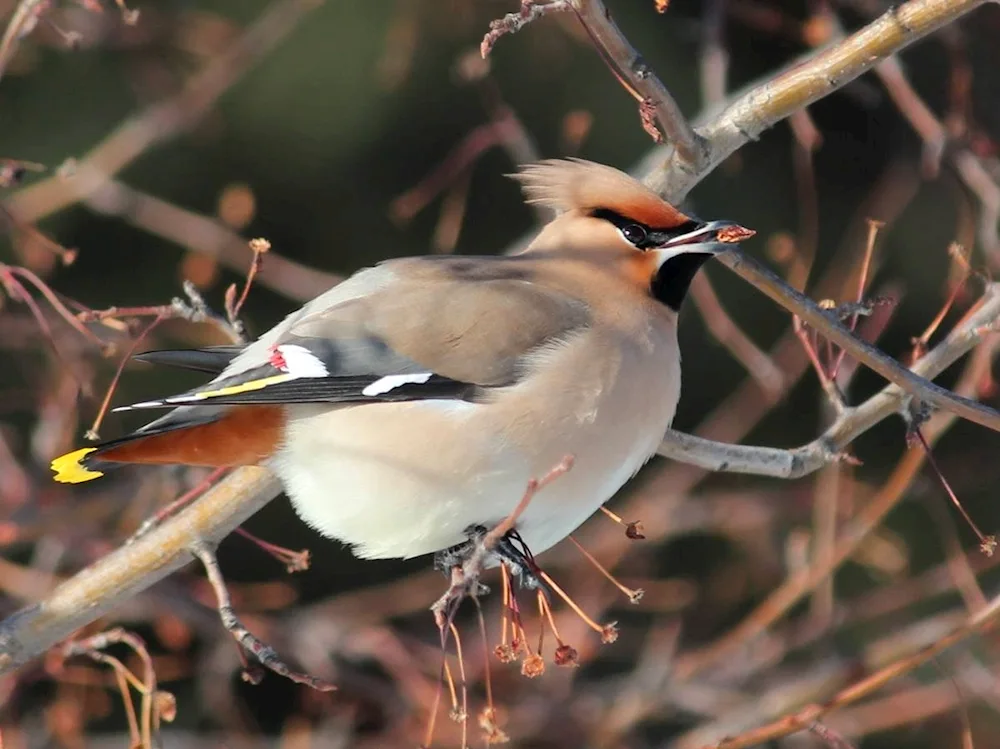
left=590, top=208, right=703, bottom=250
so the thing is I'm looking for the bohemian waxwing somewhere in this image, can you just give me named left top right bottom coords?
left=51, top=159, right=752, bottom=565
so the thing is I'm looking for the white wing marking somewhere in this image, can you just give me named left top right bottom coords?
left=361, top=373, right=433, bottom=397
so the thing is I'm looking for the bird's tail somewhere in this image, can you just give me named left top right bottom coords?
left=50, top=444, right=127, bottom=483
left=50, top=405, right=285, bottom=484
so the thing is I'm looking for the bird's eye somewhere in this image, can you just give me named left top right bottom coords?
left=621, top=224, right=648, bottom=246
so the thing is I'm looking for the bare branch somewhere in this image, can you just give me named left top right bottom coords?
left=5, top=0, right=321, bottom=224
left=0, top=468, right=281, bottom=676
left=569, top=0, right=704, bottom=163
left=1, top=0, right=996, bottom=703
left=657, top=282, right=1000, bottom=475
left=697, top=588, right=1000, bottom=748
left=726, top=251, right=1000, bottom=430
left=83, top=179, right=339, bottom=303
left=674, top=335, right=1000, bottom=683
left=481, top=0, right=570, bottom=58
left=189, top=541, right=335, bottom=691
left=0, top=0, right=52, bottom=85
left=483, top=0, right=704, bottom=165
left=644, top=0, right=991, bottom=201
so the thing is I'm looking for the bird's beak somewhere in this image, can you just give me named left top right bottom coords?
left=658, top=219, right=753, bottom=253
left=650, top=219, right=754, bottom=270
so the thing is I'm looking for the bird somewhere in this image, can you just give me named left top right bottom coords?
left=51, top=159, right=752, bottom=572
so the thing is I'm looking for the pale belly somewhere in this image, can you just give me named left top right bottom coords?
left=270, top=329, right=680, bottom=560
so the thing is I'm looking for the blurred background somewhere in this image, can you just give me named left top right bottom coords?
left=2, top=0, right=1000, bottom=746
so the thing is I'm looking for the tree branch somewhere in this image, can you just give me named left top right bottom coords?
left=5, top=0, right=320, bottom=225
left=84, top=179, right=339, bottom=304
left=483, top=0, right=704, bottom=164
left=1, top=0, right=996, bottom=684
left=569, top=0, right=704, bottom=164
left=699, top=586, right=1000, bottom=748
left=657, top=282, right=1000, bottom=474
left=726, top=251, right=1000, bottom=431
left=642, top=0, right=991, bottom=201
left=0, top=468, right=280, bottom=676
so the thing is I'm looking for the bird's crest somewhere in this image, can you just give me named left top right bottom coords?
left=511, top=159, right=690, bottom=228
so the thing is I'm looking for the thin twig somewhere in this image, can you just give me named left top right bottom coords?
left=656, top=282, right=1000, bottom=476
left=723, top=250, right=1000, bottom=432
left=688, top=274, right=784, bottom=397
left=188, top=541, right=335, bottom=691
left=0, top=467, right=281, bottom=675
left=0, top=0, right=51, bottom=85
left=7, top=0, right=322, bottom=223
left=569, top=0, right=703, bottom=161
left=86, top=312, right=168, bottom=440
left=82, top=180, right=338, bottom=304
left=482, top=0, right=704, bottom=163
left=703, top=589, right=1000, bottom=748
left=644, top=0, right=991, bottom=201
left=675, top=334, right=1000, bottom=681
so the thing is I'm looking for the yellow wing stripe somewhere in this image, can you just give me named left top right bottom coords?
left=51, top=447, right=104, bottom=483
left=182, top=373, right=294, bottom=401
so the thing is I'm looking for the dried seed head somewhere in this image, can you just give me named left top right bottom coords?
left=449, top=707, right=468, bottom=723
left=628, top=588, right=645, bottom=605
left=554, top=644, right=579, bottom=667
left=249, top=237, right=271, bottom=254
left=154, top=691, right=177, bottom=723
left=479, top=707, right=510, bottom=744
left=494, top=643, right=517, bottom=663
left=521, top=653, right=545, bottom=678
left=600, top=623, right=619, bottom=644
left=625, top=521, right=645, bottom=540
left=981, top=535, right=997, bottom=557
left=284, top=548, right=311, bottom=573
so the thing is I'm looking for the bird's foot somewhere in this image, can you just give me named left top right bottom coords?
left=430, top=525, right=543, bottom=630
left=430, top=455, right=574, bottom=630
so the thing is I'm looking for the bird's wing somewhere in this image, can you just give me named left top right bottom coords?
left=116, top=256, right=590, bottom=411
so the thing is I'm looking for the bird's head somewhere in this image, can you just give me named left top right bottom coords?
left=513, top=159, right=754, bottom=311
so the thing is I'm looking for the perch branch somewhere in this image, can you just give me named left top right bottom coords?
left=0, top=0, right=994, bottom=684
left=657, top=281, right=1000, bottom=474
left=0, top=468, right=280, bottom=675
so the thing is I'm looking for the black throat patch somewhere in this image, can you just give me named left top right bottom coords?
left=651, top=252, right=714, bottom=312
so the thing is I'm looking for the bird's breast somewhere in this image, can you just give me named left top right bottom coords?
left=485, top=323, right=680, bottom=553
left=271, top=321, right=681, bottom=560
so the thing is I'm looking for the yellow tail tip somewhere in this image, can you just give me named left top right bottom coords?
left=50, top=448, right=104, bottom=483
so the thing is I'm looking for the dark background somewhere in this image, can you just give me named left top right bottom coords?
left=3, top=0, right=1000, bottom=747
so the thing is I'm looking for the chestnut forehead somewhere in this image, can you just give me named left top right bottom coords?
left=591, top=208, right=702, bottom=241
